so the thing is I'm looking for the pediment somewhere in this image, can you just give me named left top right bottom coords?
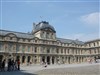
left=5, top=33, right=17, bottom=38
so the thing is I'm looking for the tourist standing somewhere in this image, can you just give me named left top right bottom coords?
left=2, top=59, right=6, bottom=71
left=7, top=59, right=12, bottom=71
left=14, top=60, right=18, bottom=70
left=17, top=59, right=20, bottom=70
left=0, top=60, right=2, bottom=71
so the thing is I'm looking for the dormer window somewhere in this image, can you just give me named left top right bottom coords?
left=23, top=39, right=25, bottom=42
left=35, top=40, right=37, bottom=43
left=10, top=37, right=12, bottom=40
left=32, top=21, right=56, bottom=39
left=46, top=32, right=49, bottom=39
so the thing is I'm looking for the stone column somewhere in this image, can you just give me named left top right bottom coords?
left=50, top=56, right=52, bottom=65
left=25, top=55, right=28, bottom=64
left=74, top=57, right=76, bottom=64
left=79, top=57, right=81, bottom=63
left=38, top=56, right=41, bottom=64
left=68, top=57, right=70, bottom=64
left=71, top=57, right=73, bottom=64
left=59, top=56, right=61, bottom=64
left=31, top=56, right=33, bottom=64
left=30, top=56, right=32, bottom=63
left=45, top=56, right=47, bottom=63
left=64, top=56, right=66, bottom=64
left=20, top=56, right=22, bottom=64
left=66, top=57, right=68, bottom=64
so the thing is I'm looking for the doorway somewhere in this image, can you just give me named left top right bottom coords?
left=27, top=56, right=31, bottom=63
left=52, top=57, right=55, bottom=64
left=47, top=56, right=50, bottom=64
left=42, top=56, right=45, bottom=63
left=22, top=56, right=25, bottom=63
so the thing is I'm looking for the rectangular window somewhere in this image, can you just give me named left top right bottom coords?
left=22, top=45, right=25, bottom=52
left=67, top=49, right=69, bottom=54
left=16, top=44, right=19, bottom=52
left=61, top=49, right=63, bottom=53
left=28, top=46, right=30, bottom=52
left=35, top=47, right=37, bottom=53
left=0, top=42, right=3, bottom=51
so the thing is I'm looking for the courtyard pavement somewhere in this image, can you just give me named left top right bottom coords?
left=0, top=63, right=100, bottom=75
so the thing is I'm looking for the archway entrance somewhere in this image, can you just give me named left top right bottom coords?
left=47, top=56, right=50, bottom=64
left=27, top=56, right=31, bottom=63
left=68, top=57, right=70, bottom=64
left=16, top=56, right=20, bottom=61
left=52, top=57, right=55, bottom=64
left=22, top=56, right=25, bottom=63
left=42, top=56, right=45, bottom=63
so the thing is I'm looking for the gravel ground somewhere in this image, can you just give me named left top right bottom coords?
left=35, top=63, right=100, bottom=75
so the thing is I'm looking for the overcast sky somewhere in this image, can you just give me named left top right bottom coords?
left=0, top=0, right=99, bottom=41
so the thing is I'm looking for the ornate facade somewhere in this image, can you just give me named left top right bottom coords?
left=0, top=21, right=100, bottom=65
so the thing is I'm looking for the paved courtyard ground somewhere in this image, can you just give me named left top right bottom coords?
left=0, top=63, right=100, bottom=75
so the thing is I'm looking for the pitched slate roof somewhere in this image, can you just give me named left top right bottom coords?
left=57, top=38, right=84, bottom=45
left=0, top=29, right=34, bottom=39
left=0, top=29, right=84, bottom=45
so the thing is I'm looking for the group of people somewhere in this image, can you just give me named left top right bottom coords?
left=0, top=59, right=20, bottom=72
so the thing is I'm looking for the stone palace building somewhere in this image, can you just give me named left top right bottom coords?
left=0, top=21, right=100, bottom=65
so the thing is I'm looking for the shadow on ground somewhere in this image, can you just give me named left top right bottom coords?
left=0, top=70, right=37, bottom=75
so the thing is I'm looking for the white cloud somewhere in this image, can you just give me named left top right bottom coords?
left=81, top=12, right=100, bottom=26
left=61, top=33, right=99, bottom=42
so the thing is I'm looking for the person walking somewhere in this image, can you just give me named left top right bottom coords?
left=11, top=59, right=14, bottom=71
left=17, top=59, right=20, bottom=70
left=7, top=59, right=12, bottom=71
left=0, top=60, right=2, bottom=71
left=14, top=60, right=18, bottom=70
left=2, top=59, right=6, bottom=71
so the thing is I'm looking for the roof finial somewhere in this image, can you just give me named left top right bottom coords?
left=40, top=16, right=43, bottom=22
